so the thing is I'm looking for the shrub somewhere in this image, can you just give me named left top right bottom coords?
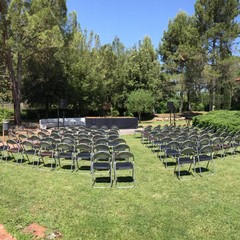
left=110, top=108, right=119, bottom=117
left=0, top=108, right=14, bottom=133
left=193, top=110, right=240, bottom=132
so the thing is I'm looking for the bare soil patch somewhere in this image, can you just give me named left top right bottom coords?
left=0, top=224, right=16, bottom=240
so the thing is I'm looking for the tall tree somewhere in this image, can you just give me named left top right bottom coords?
left=195, top=0, right=240, bottom=110
left=22, top=0, right=67, bottom=116
left=159, top=11, right=202, bottom=112
left=0, top=0, right=67, bottom=124
left=0, top=0, right=29, bottom=124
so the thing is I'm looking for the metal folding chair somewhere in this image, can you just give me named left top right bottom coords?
left=175, top=147, right=196, bottom=179
left=114, top=151, right=135, bottom=188
left=196, top=145, right=214, bottom=176
left=91, top=151, right=112, bottom=188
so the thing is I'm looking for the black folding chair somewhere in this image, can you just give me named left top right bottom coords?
left=175, top=147, right=196, bottom=179
left=91, top=151, right=112, bottom=188
left=6, top=139, right=23, bottom=164
left=75, top=143, right=92, bottom=171
left=38, top=141, right=57, bottom=170
left=196, top=145, right=214, bottom=176
left=56, top=143, right=75, bottom=172
left=114, top=151, right=135, bottom=188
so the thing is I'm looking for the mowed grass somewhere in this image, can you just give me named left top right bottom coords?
left=1, top=134, right=240, bottom=239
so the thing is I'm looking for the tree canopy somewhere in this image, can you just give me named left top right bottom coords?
left=0, top=0, right=239, bottom=123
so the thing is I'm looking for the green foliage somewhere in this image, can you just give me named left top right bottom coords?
left=126, top=89, right=155, bottom=121
left=1, top=0, right=240, bottom=121
left=0, top=108, right=13, bottom=121
left=159, top=11, right=204, bottom=112
left=193, top=110, right=240, bottom=132
left=110, top=108, right=119, bottom=117
left=0, top=108, right=14, bottom=133
left=194, top=0, right=240, bottom=110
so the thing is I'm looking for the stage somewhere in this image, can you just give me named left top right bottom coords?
left=39, top=117, right=138, bottom=129
left=85, top=117, right=138, bottom=129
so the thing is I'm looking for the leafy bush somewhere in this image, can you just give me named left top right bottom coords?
left=126, top=89, right=155, bottom=121
left=193, top=110, right=240, bottom=132
left=0, top=108, right=13, bottom=121
left=0, top=108, right=14, bottom=133
left=191, top=103, right=205, bottom=111
left=110, top=108, right=119, bottom=117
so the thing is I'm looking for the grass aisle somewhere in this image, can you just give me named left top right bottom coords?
left=1, top=134, right=240, bottom=239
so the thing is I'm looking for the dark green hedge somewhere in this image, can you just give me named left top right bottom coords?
left=193, top=110, right=240, bottom=132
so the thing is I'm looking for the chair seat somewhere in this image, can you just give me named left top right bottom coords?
left=197, top=155, right=212, bottom=161
left=39, top=151, right=54, bottom=157
left=0, top=146, right=6, bottom=151
left=8, top=148, right=22, bottom=153
left=93, top=162, right=111, bottom=170
left=222, top=144, right=231, bottom=149
left=58, top=152, right=73, bottom=159
left=115, top=162, right=133, bottom=170
left=166, top=149, right=180, bottom=156
left=76, top=152, right=91, bottom=160
left=178, top=157, right=194, bottom=164
left=24, top=149, right=37, bottom=155
left=213, top=145, right=221, bottom=150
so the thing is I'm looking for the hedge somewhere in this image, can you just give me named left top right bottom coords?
left=193, top=110, right=240, bottom=133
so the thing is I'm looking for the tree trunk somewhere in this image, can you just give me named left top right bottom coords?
left=179, top=90, right=184, bottom=113
left=5, top=51, right=22, bottom=125
left=2, top=5, right=21, bottom=125
left=187, top=89, right=191, bottom=111
left=138, top=112, right=141, bottom=122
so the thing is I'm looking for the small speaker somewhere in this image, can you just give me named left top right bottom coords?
left=167, top=101, right=175, bottom=111
left=60, top=99, right=67, bottom=109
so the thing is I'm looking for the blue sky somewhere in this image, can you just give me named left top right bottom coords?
left=66, top=0, right=196, bottom=49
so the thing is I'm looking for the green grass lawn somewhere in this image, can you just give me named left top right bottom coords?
left=1, top=134, right=240, bottom=239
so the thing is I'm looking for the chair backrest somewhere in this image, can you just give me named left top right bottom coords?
left=108, top=135, right=119, bottom=141
left=180, top=147, right=196, bottom=156
left=93, top=134, right=106, bottom=142
left=78, top=138, right=92, bottom=145
left=176, top=136, right=187, bottom=143
left=233, top=135, right=240, bottom=143
left=94, top=138, right=108, bottom=146
left=161, top=137, right=172, bottom=145
left=167, top=141, right=179, bottom=149
left=8, top=132, right=18, bottom=141
left=110, top=138, right=126, bottom=145
left=199, top=138, right=209, bottom=147
left=199, top=145, right=213, bottom=154
left=38, top=131, right=48, bottom=139
left=111, top=125, right=119, bottom=130
left=181, top=140, right=195, bottom=149
left=211, top=137, right=222, bottom=145
left=93, top=144, right=110, bottom=153
left=57, top=143, right=74, bottom=152
left=108, top=130, right=119, bottom=136
left=18, top=133, right=28, bottom=141
left=21, top=140, right=34, bottom=149
left=28, top=135, right=40, bottom=142
left=63, top=133, right=75, bottom=139
left=92, top=151, right=112, bottom=162
left=113, top=143, right=130, bottom=153
left=61, top=137, right=75, bottom=145
left=188, top=135, right=198, bottom=141
left=114, top=151, right=134, bottom=162
left=100, top=125, right=108, bottom=130
left=39, top=141, right=54, bottom=150
left=78, top=133, right=89, bottom=140
left=7, top=139, right=20, bottom=148
left=75, top=143, right=92, bottom=153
